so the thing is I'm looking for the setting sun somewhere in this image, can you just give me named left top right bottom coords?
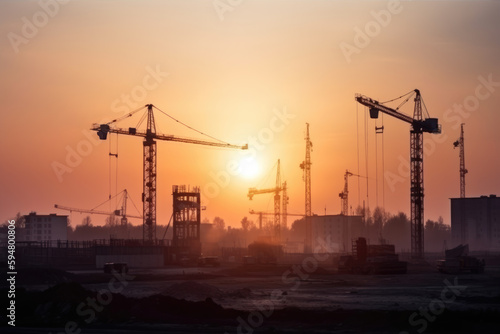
left=237, top=157, right=261, bottom=180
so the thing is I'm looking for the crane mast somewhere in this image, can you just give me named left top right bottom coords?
left=355, top=89, right=440, bottom=259
left=339, top=170, right=353, bottom=215
left=410, top=92, right=425, bottom=260
left=300, top=123, right=312, bottom=253
left=453, top=123, right=468, bottom=245
left=93, top=104, right=247, bottom=244
left=339, top=170, right=365, bottom=215
left=282, top=181, right=289, bottom=230
left=453, top=123, right=467, bottom=198
left=143, top=105, right=157, bottom=242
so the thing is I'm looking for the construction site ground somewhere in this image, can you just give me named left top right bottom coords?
left=3, top=263, right=500, bottom=333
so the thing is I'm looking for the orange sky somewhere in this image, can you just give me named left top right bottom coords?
left=1, top=0, right=499, bottom=229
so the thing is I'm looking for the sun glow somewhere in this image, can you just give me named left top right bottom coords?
left=238, top=157, right=261, bottom=179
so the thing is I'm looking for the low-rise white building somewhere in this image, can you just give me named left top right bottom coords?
left=22, top=212, right=68, bottom=242
left=311, top=214, right=364, bottom=253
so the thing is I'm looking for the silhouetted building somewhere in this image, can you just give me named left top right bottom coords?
left=311, top=215, right=364, bottom=253
left=451, top=195, right=500, bottom=251
left=22, top=212, right=68, bottom=242
left=171, top=185, right=201, bottom=262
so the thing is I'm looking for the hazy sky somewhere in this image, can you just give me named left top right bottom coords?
left=1, top=0, right=499, bottom=229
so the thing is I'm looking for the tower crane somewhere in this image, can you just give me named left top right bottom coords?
left=92, top=104, right=247, bottom=244
left=248, top=159, right=287, bottom=242
left=55, top=189, right=141, bottom=226
left=338, top=170, right=366, bottom=215
left=453, top=123, right=468, bottom=245
left=453, top=123, right=467, bottom=198
left=355, top=89, right=441, bottom=259
left=300, top=123, right=312, bottom=253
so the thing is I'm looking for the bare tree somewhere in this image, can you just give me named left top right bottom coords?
left=3, top=212, right=25, bottom=228
left=105, top=214, right=119, bottom=227
left=81, top=216, right=92, bottom=227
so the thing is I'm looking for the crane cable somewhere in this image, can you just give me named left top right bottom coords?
left=380, top=90, right=416, bottom=114
left=364, top=106, right=369, bottom=211
left=105, top=105, right=148, bottom=126
left=90, top=189, right=126, bottom=212
left=115, top=134, right=118, bottom=210
left=153, top=105, right=232, bottom=145
left=381, top=114, right=385, bottom=209
left=374, top=115, right=385, bottom=209
left=106, top=104, right=233, bottom=146
left=380, top=90, right=414, bottom=105
left=136, top=111, right=148, bottom=129
left=108, top=133, right=119, bottom=214
left=375, top=121, right=379, bottom=208
left=421, top=97, right=431, bottom=119
left=356, top=101, right=361, bottom=209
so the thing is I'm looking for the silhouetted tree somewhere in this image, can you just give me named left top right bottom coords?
left=289, top=217, right=305, bottom=240
left=3, top=212, right=25, bottom=228
left=425, top=216, right=451, bottom=252
left=213, top=216, right=225, bottom=230
left=240, top=216, right=254, bottom=231
left=382, top=212, right=410, bottom=252
left=371, top=207, right=388, bottom=242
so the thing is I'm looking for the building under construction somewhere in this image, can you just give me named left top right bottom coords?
left=451, top=195, right=500, bottom=252
left=171, top=185, right=202, bottom=262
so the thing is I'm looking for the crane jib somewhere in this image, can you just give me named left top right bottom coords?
left=355, top=94, right=441, bottom=134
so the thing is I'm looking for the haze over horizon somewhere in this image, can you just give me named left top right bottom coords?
left=1, top=0, right=499, bottom=229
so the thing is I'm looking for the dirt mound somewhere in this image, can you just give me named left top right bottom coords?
left=227, top=287, right=253, bottom=298
left=161, top=281, right=224, bottom=300
left=8, top=282, right=240, bottom=327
